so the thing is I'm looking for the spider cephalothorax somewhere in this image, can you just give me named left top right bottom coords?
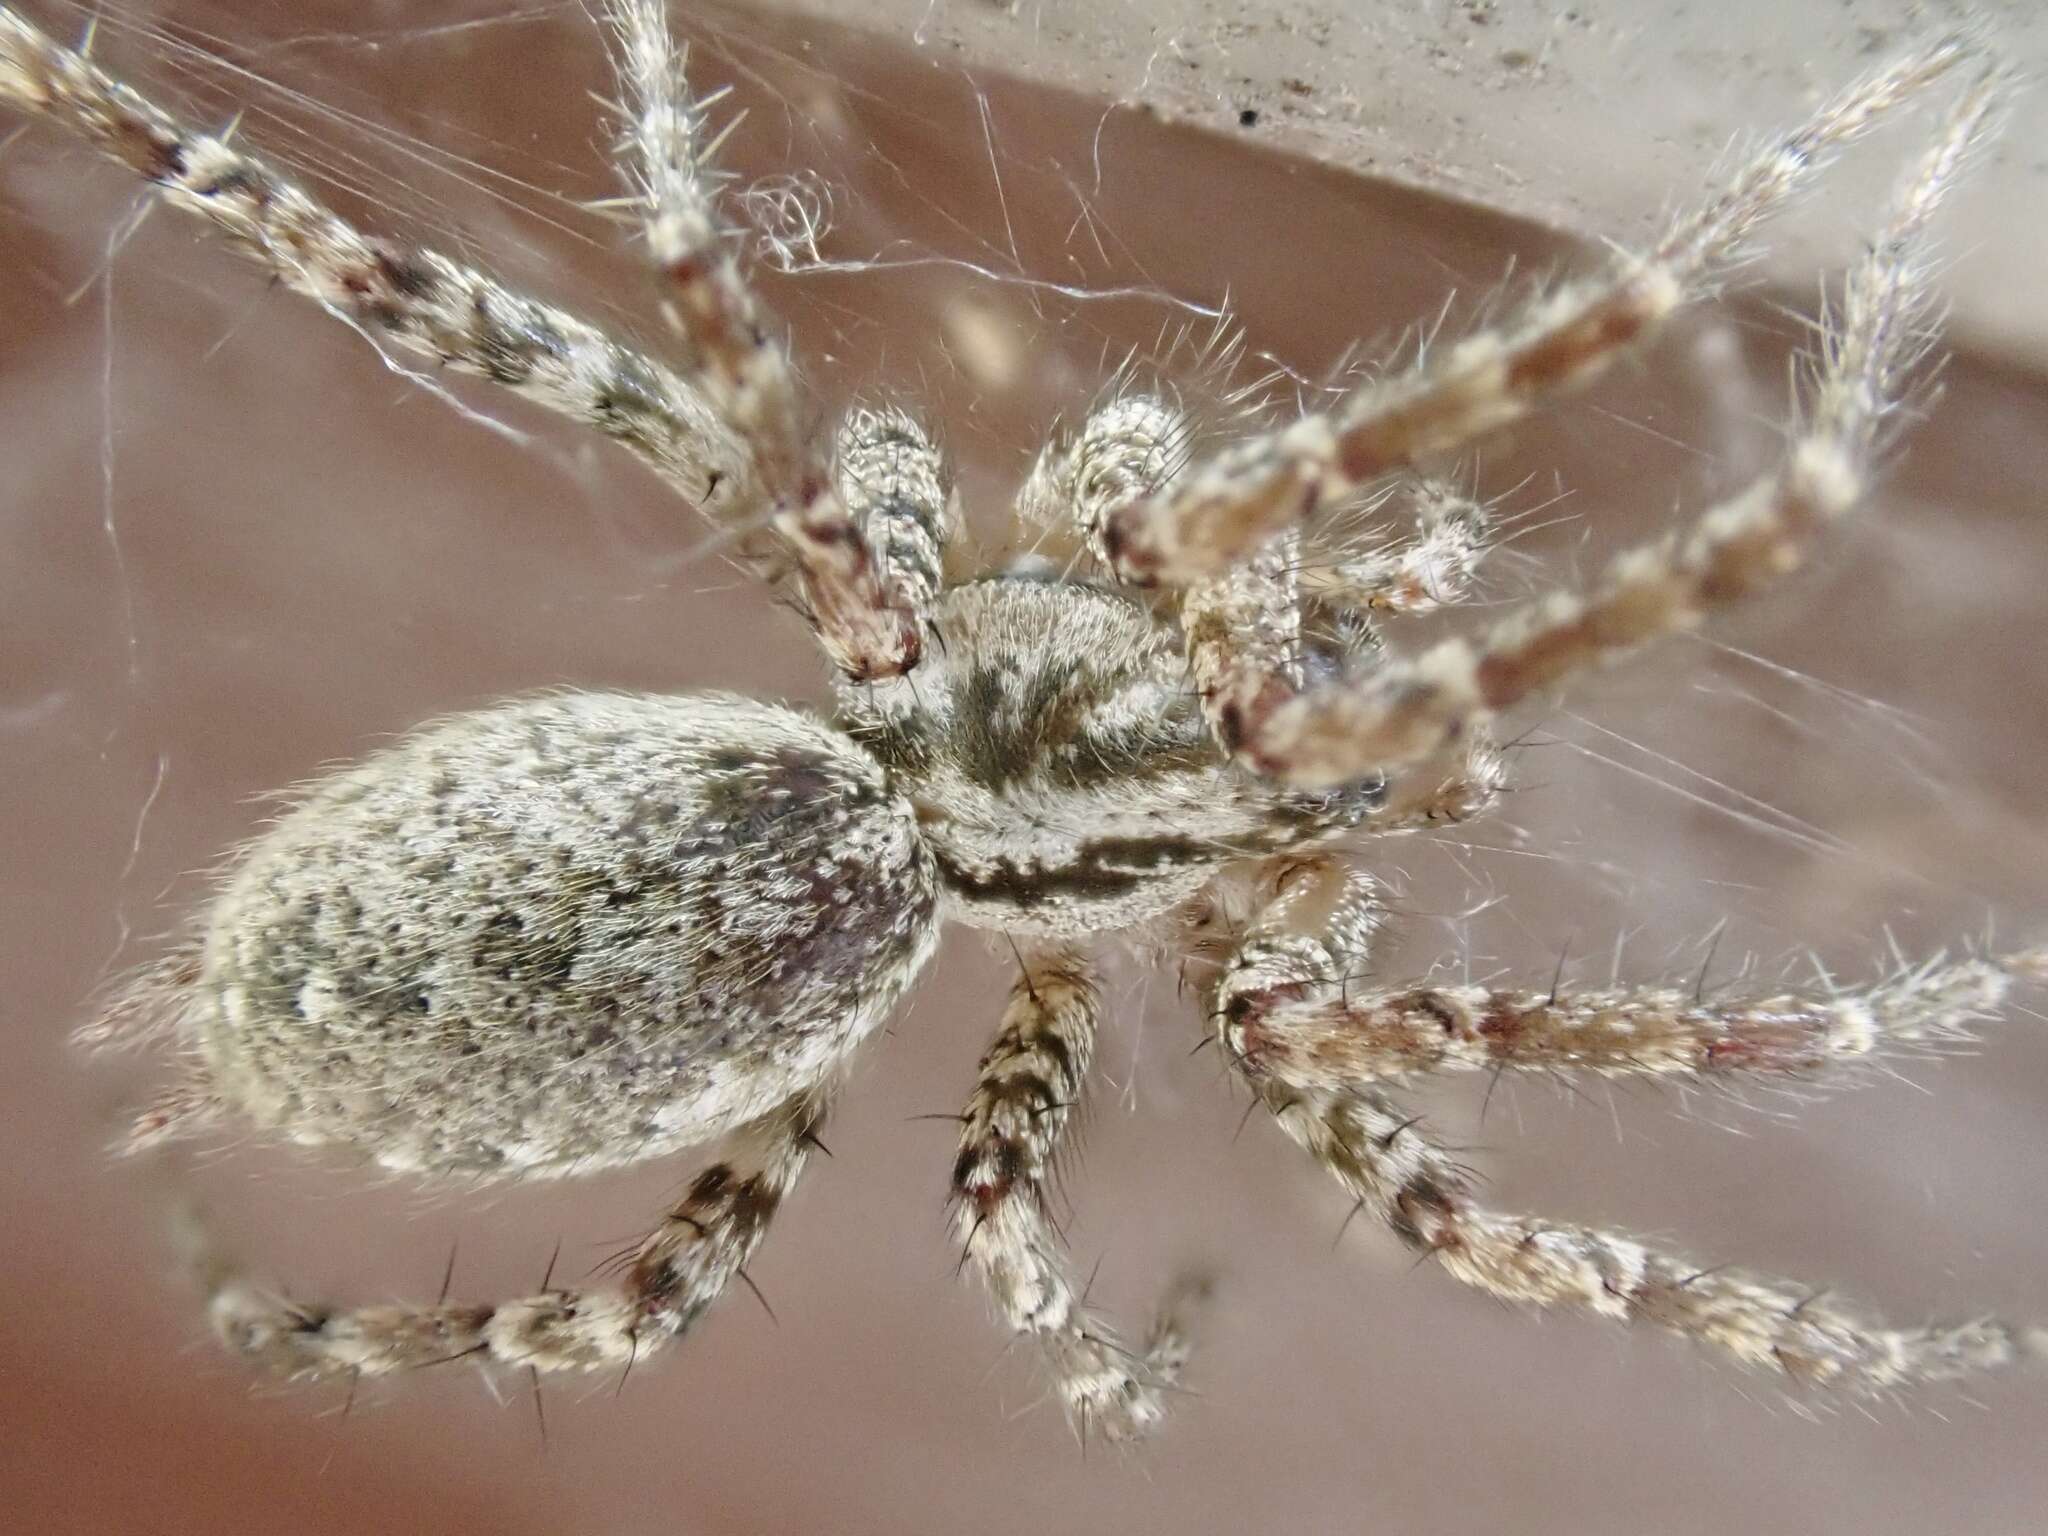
left=9, top=0, right=2042, bottom=1443
left=842, top=571, right=1388, bottom=936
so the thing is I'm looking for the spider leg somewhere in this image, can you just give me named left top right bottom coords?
left=951, top=946, right=1197, bottom=1441
left=1265, top=1082, right=2038, bottom=1395
left=0, top=11, right=745, bottom=543
left=0, top=5, right=917, bottom=681
left=1011, top=392, right=1193, bottom=575
left=1360, top=736, right=1507, bottom=833
left=1211, top=63, right=2008, bottom=787
left=1002, top=387, right=1506, bottom=833
left=603, top=0, right=798, bottom=463
left=73, top=945, right=200, bottom=1055
left=1203, top=866, right=2045, bottom=1396
left=1172, top=455, right=1509, bottom=828
left=1199, top=856, right=1382, bottom=1017
left=601, top=0, right=920, bottom=679
left=1101, top=33, right=1991, bottom=588
left=1007, top=388, right=1320, bottom=782
left=1019, top=390, right=1495, bottom=625
left=1214, top=861, right=2045, bottom=1088
left=115, top=1076, right=225, bottom=1158
left=1303, top=475, right=1493, bottom=618
left=1230, top=954, right=2048, bottom=1089
left=833, top=405, right=957, bottom=620
left=199, top=1091, right=823, bottom=1380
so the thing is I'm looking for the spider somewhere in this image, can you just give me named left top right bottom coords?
left=6, top=0, right=2041, bottom=1442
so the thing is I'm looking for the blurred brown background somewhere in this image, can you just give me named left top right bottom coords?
left=3, top=3, right=2045, bottom=1532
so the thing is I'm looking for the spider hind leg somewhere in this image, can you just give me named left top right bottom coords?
left=1271, top=1083, right=2036, bottom=1396
left=1199, top=861, right=2048, bottom=1397
left=199, top=1092, right=824, bottom=1381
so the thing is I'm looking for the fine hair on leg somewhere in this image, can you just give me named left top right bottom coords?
left=194, top=1092, right=824, bottom=1381
left=1100, top=32, right=1995, bottom=589
left=1226, top=62, right=2011, bottom=786
left=951, top=947, right=1197, bottom=1441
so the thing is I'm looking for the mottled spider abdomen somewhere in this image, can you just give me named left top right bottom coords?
left=190, top=692, right=938, bottom=1177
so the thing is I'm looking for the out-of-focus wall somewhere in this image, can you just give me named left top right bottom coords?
left=774, top=0, right=2048, bottom=364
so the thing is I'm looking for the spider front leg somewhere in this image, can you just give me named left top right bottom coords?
left=1203, top=867, right=2046, bottom=1395
left=1208, top=62, right=2007, bottom=788
left=1100, top=34, right=1990, bottom=588
left=202, top=1092, right=824, bottom=1381
left=951, top=946, right=1197, bottom=1441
